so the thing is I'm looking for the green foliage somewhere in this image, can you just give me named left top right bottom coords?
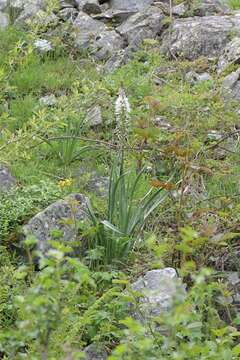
left=0, top=181, right=61, bottom=242
left=86, top=155, right=169, bottom=267
left=43, top=117, right=93, bottom=167
left=228, top=0, right=240, bottom=9
left=0, top=20, right=240, bottom=360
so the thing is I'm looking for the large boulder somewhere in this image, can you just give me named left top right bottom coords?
left=8, top=0, right=45, bottom=24
left=161, top=13, right=240, bottom=60
left=0, top=0, right=7, bottom=11
left=221, top=68, right=240, bottom=100
left=117, top=6, right=165, bottom=50
left=0, top=164, right=16, bottom=193
left=0, top=11, right=8, bottom=28
left=24, top=194, right=88, bottom=254
left=217, top=37, right=240, bottom=74
left=77, top=0, right=101, bottom=14
left=73, top=11, right=124, bottom=60
left=130, top=268, right=185, bottom=324
left=110, top=0, right=154, bottom=12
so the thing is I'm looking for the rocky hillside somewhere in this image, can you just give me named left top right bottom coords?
left=0, top=0, right=240, bottom=359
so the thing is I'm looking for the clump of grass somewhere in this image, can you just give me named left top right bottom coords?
left=228, top=0, right=240, bottom=9
left=9, top=95, right=38, bottom=130
left=10, top=56, right=79, bottom=95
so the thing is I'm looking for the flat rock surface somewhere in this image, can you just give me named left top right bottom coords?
left=161, top=13, right=240, bottom=60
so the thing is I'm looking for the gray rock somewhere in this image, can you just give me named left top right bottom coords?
left=222, top=68, right=240, bottom=100
left=93, top=30, right=124, bottom=60
left=11, top=0, right=45, bottom=24
left=117, top=6, right=165, bottom=50
left=110, top=0, right=154, bottom=12
left=93, top=8, right=136, bottom=24
left=226, top=272, right=240, bottom=304
left=130, top=268, right=185, bottom=323
left=220, top=272, right=240, bottom=311
left=218, top=37, right=240, bottom=74
left=84, top=344, right=108, bottom=360
left=185, top=71, right=212, bottom=84
left=77, top=0, right=101, bottom=14
left=73, top=12, right=124, bottom=60
left=172, top=2, right=187, bottom=16
left=58, top=7, right=78, bottom=21
left=34, top=39, right=53, bottom=52
left=207, top=130, right=223, bottom=141
left=60, top=0, right=78, bottom=8
left=24, top=194, right=88, bottom=254
left=161, top=13, right=240, bottom=60
left=87, top=174, right=109, bottom=197
left=103, top=49, right=129, bottom=73
left=85, top=105, right=103, bottom=127
left=39, top=94, right=57, bottom=107
left=160, top=0, right=229, bottom=17
left=0, top=164, right=17, bottom=193
left=0, top=0, right=7, bottom=11
left=191, top=0, right=230, bottom=16
left=0, top=11, right=8, bottom=28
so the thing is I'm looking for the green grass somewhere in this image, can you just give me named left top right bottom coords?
left=228, top=0, right=240, bottom=9
left=9, top=95, right=38, bottom=130
left=0, top=27, right=26, bottom=66
left=10, top=56, right=80, bottom=95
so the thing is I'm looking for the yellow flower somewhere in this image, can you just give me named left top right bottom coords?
left=58, top=178, right=73, bottom=189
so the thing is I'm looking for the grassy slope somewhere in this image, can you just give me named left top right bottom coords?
left=0, top=26, right=240, bottom=358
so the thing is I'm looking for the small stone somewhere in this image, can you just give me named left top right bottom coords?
left=207, top=130, right=222, bottom=141
left=87, top=174, right=109, bottom=197
left=34, top=39, right=53, bottom=52
left=0, top=11, right=9, bottom=29
left=85, top=105, right=103, bottom=127
left=186, top=71, right=212, bottom=84
left=221, top=68, right=240, bottom=100
left=39, top=94, right=57, bottom=107
left=84, top=344, right=108, bottom=360
left=129, top=268, right=185, bottom=324
left=154, top=116, right=172, bottom=129
left=0, top=164, right=17, bottom=193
